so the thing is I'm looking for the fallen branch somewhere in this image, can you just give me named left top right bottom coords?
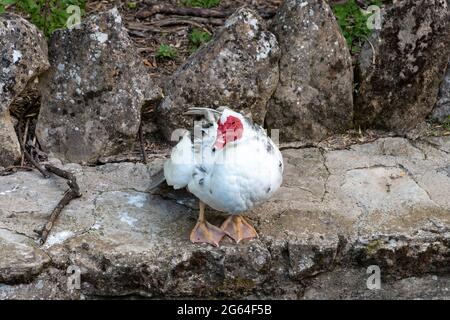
left=137, top=4, right=276, bottom=20
left=17, top=124, right=50, bottom=178
left=127, top=15, right=221, bottom=35
left=20, top=118, right=30, bottom=166
left=24, top=149, right=50, bottom=178
left=175, top=16, right=224, bottom=27
left=37, top=164, right=82, bottom=245
left=128, top=24, right=167, bottom=34
left=138, top=122, right=148, bottom=164
left=137, top=4, right=231, bottom=19
left=14, top=117, right=80, bottom=245
left=150, top=17, right=213, bottom=34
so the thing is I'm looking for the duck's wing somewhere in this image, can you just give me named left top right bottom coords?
left=164, top=132, right=195, bottom=189
left=163, top=107, right=220, bottom=191
left=146, top=168, right=166, bottom=193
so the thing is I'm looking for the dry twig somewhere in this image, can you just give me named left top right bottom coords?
left=36, top=164, right=82, bottom=245
left=17, top=124, right=50, bottom=178
left=137, top=3, right=276, bottom=20
left=20, top=118, right=30, bottom=166
left=150, top=17, right=213, bottom=34
left=139, top=122, right=148, bottom=164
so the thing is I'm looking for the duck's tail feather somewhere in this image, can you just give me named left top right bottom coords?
left=146, top=169, right=166, bottom=193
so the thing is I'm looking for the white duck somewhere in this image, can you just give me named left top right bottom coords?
left=151, top=107, right=283, bottom=246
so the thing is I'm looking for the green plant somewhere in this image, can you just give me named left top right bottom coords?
left=443, top=116, right=450, bottom=130
left=332, top=0, right=383, bottom=54
left=189, top=28, right=212, bottom=52
left=156, top=44, right=177, bottom=60
left=182, top=0, right=220, bottom=9
left=127, top=2, right=137, bottom=9
left=0, top=0, right=16, bottom=13
left=0, top=0, right=86, bottom=38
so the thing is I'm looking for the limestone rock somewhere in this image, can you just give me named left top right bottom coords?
left=431, top=61, right=450, bottom=123
left=355, top=0, right=450, bottom=132
left=303, top=268, right=450, bottom=299
left=157, top=7, right=280, bottom=141
left=36, top=8, right=162, bottom=164
left=0, top=13, right=49, bottom=167
left=0, top=13, right=49, bottom=114
left=0, top=136, right=449, bottom=298
left=0, top=111, right=21, bottom=167
left=266, top=0, right=354, bottom=143
left=0, top=229, right=50, bottom=284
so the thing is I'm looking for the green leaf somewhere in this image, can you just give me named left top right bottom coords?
left=189, top=28, right=212, bottom=52
left=182, top=0, right=220, bottom=9
left=332, top=0, right=382, bottom=54
left=156, top=44, right=177, bottom=59
left=12, top=0, right=86, bottom=38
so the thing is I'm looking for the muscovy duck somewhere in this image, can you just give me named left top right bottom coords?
left=151, top=107, right=283, bottom=246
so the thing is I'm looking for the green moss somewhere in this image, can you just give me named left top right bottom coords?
left=217, top=277, right=256, bottom=293
left=442, top=116, right=450, bottom=130
left=366, top=239, right=384, bottom=255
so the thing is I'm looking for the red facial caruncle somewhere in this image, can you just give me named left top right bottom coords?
left=214, top=116, right=244, bottom=150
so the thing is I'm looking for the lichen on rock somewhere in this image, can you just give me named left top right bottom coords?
left=265, top=0, right=354, bottom=143
left=355, top=0, right=450, bottom=132
left=0, top=13, right=49, bottom=167
left=431, top=61, right=450, bottom=123
left=157, top=7, right=280, bottom=141
left=35, top=8, right=162, bottom=164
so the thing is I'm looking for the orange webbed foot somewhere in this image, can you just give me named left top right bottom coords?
left=220, top=215, right=258, bottom=244
left=190, top=220, right=226, bottom=247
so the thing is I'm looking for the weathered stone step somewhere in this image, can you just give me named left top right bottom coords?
left=0, top=136, right=449, bottom=298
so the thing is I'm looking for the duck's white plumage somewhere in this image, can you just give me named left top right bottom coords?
left=164, top=108, right=283, bottom=214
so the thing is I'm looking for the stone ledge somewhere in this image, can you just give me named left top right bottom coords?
left=0, top=136, right=449, bottom=299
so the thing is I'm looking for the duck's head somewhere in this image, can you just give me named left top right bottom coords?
left=214, top=108, right=248, bottom=150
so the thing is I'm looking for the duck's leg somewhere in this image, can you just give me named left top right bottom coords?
left=190, top=200, right=225, bottom=247
left=220, top=215, right=259, bottom=244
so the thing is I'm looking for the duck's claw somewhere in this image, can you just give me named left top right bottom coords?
left=190, top=220, right=226, bottom=247
left=220, top=215, right=259, bottom=244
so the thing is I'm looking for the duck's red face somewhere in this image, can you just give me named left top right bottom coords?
left=214, top=115, right=244, bottom=150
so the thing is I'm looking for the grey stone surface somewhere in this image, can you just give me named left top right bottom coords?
left=0, top=13, right=49, bottom=167
left=355, top=0, right=450, bottom=132
left=431, top=61, right=450, bottom=123
left=35, top=9, right=162, bottom=164
left=157, top=7, right=280, bottom=141
left=0, top=136, right=449, bottom=299
left=0, top=13, right=49, bottom=114
left=302, top=268, right=450, bottom=300
left=266, top=0, right=353, bottom=143
left=0, top=110, right=21, bottom=167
